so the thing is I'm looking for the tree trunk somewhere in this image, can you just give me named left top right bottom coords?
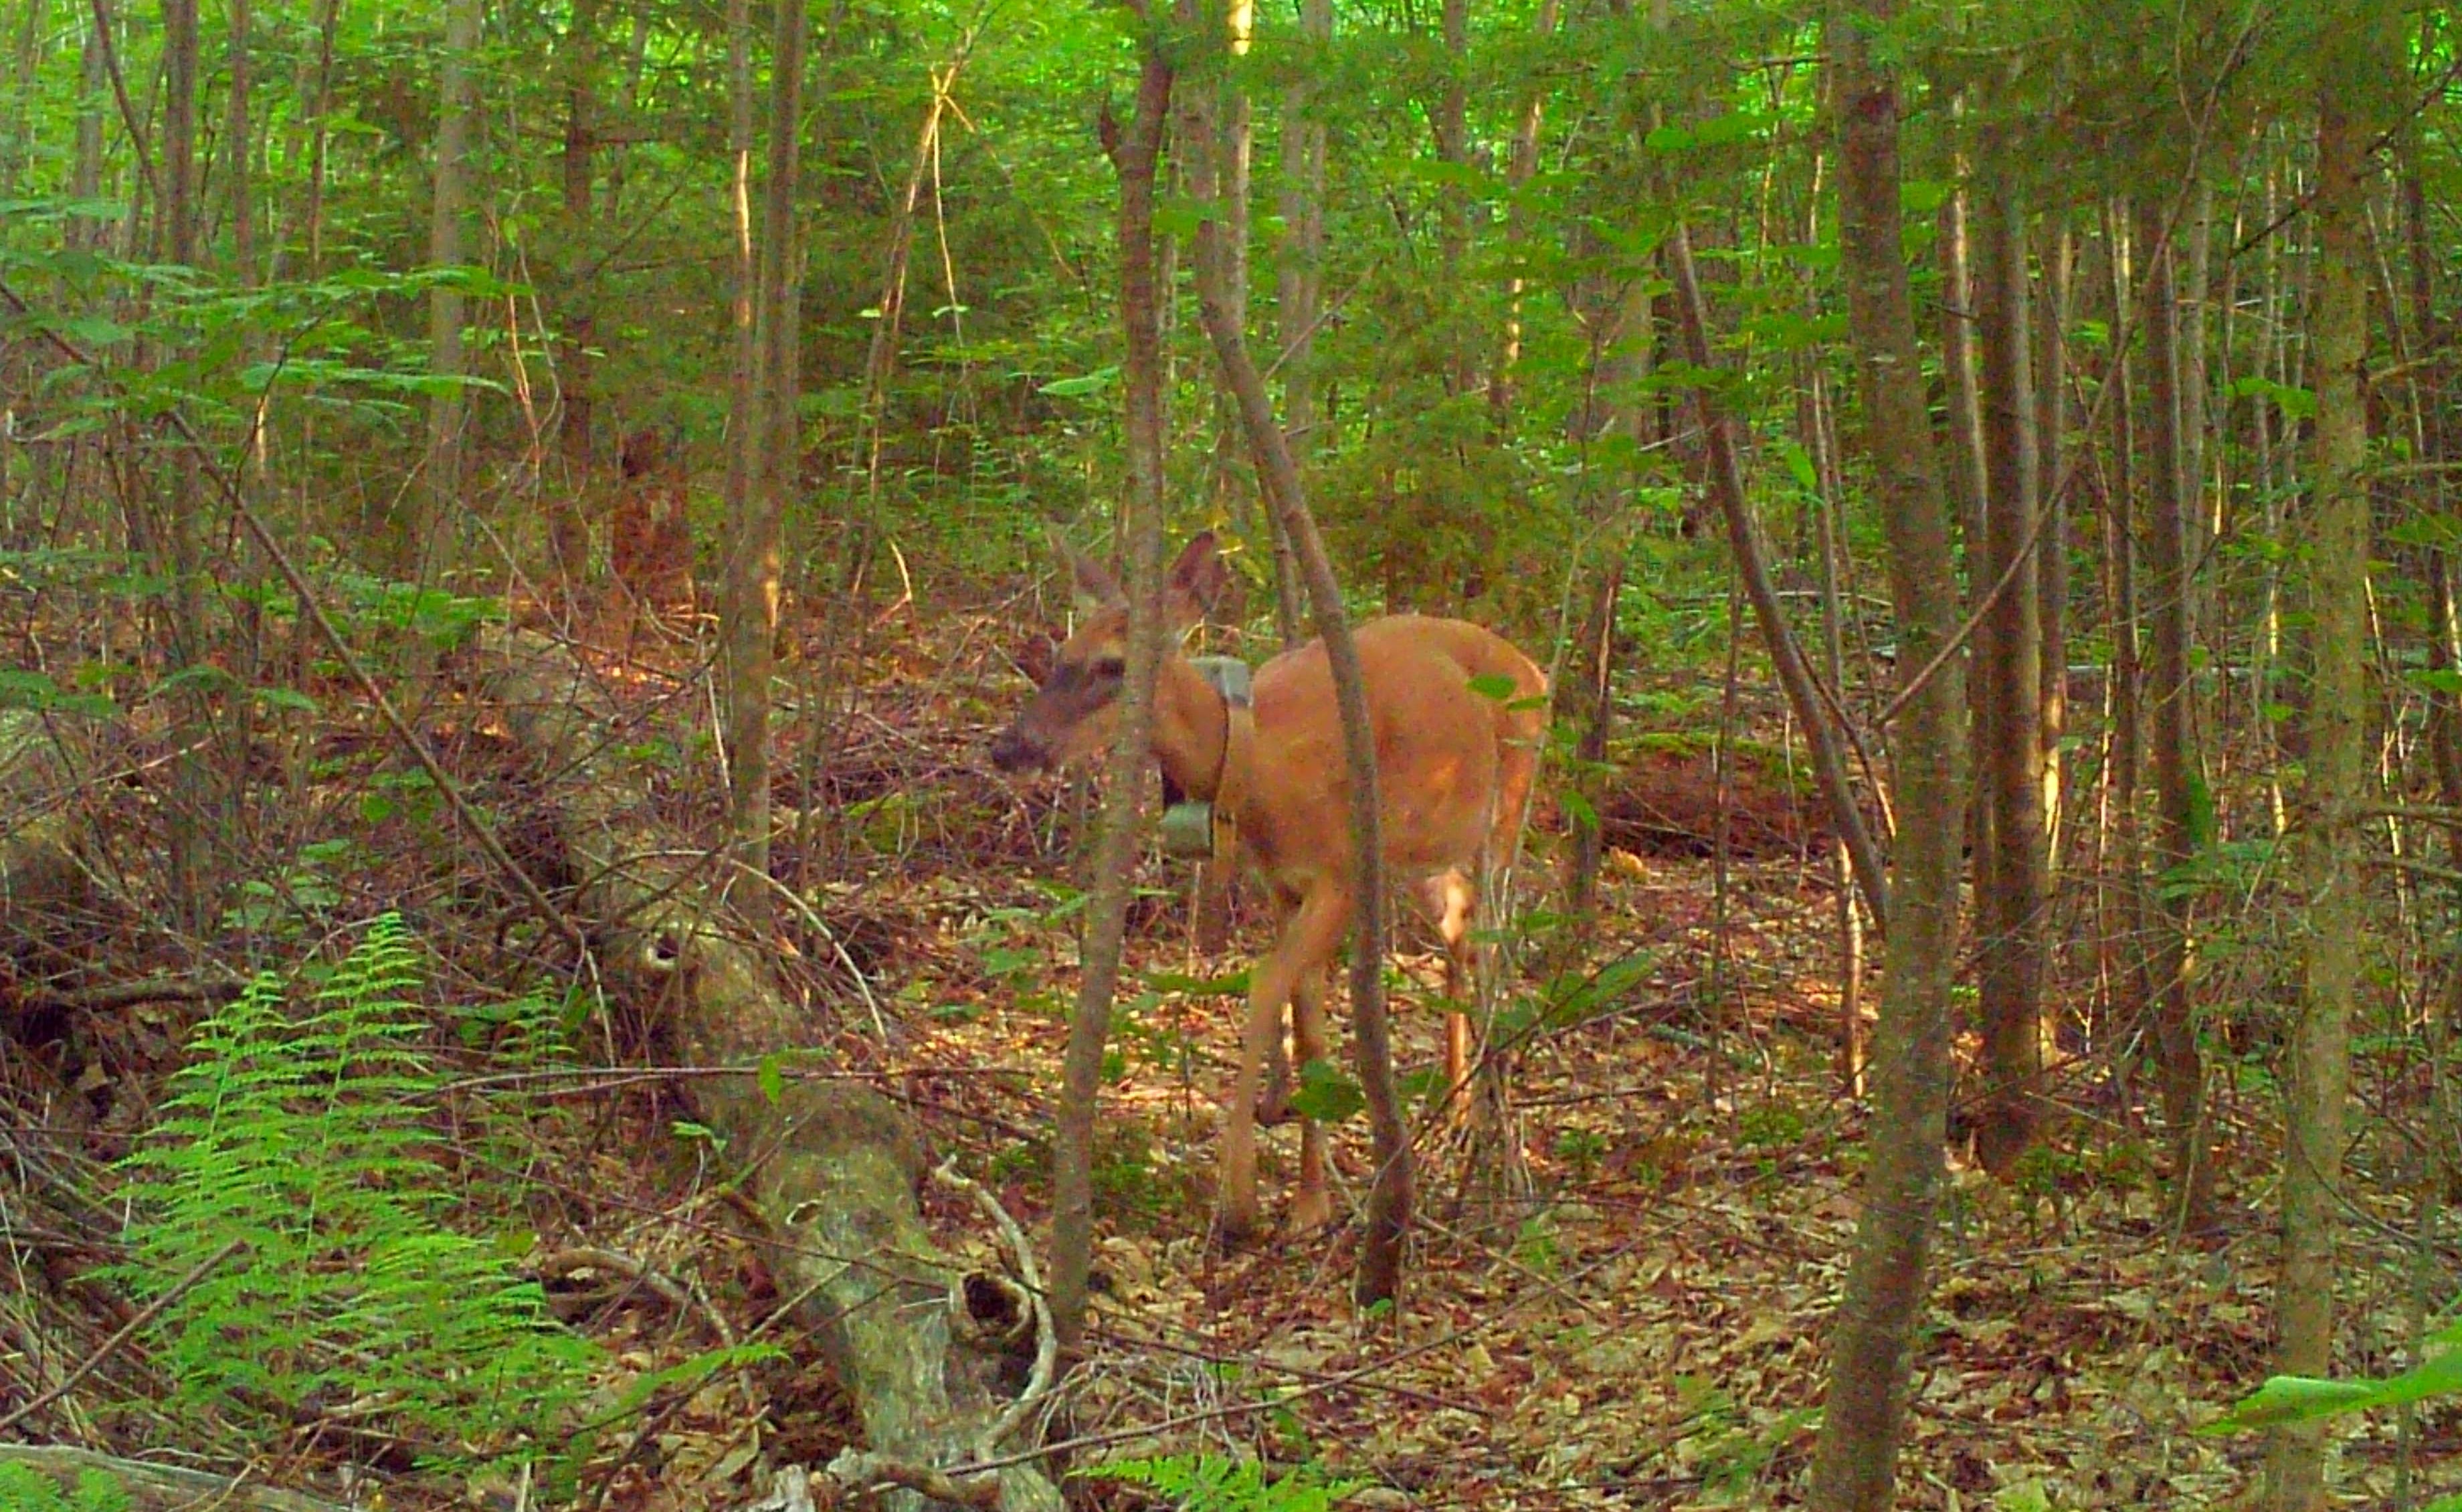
left=159, top=0, right=217, bottom=935
left=1805, top=358, right=1864, bottom=1092
left=408, top=0, right=476, bottom=584
left=550, top=0, right=600, bottom=589
left=1560, top=561, right=1620, bottom=930
left=474, top=631, right=1062, bottom=1512
left=2101, top=201, right=2152, bottom=1052
left=1, top=0, right=41, bottom=200
left=2035, top=222, right=2071, bottom=851
left=72, top=4, right=104, bottom=251
left=722, top=0, right=804, bottom=932
left=1808, top=6, right=1967, bottom=1506
left=1937, top=165, right=1990, bottom=892
left=1267, top=0, right=1327, bottom=647
left=1970, top=132, right=2045, bottom=1178
left=219, top=0, right=250, bottom=280
left=1660, top=194, right=1888, bottom=931
left=1186, top=13, right=1406, bottom=1303
left=1050, top=36, right=1171, bottom=1352
left=2265, top=19, right=2386, bottom=1503
left=1487, top=0, right=1555, bottom=435
left=2135, top=199, right=2210, bottom=1227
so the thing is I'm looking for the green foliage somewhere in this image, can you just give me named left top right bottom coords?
left=0, top=1464, right=132, bottom=1512
left=2212, top=1315, right=2462, bottom=1487
left=114, top=915, right=592, bottom=1460
left=1286, top=1057, right=1366, bottom=1125
left=1086, top=1453, right=1365, bottom=1512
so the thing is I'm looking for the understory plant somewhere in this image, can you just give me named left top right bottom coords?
left=114, top=913, right=591, bottom=1460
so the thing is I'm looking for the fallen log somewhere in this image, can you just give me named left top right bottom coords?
left=0, top=1444, right=349, bottom=1512
left=470, top=628, right=1060, bottom=1512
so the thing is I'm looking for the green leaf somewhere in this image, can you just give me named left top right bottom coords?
left=757, top=1053, right=785, bottom=1107
left=1467, top=672, right=1519, bottom=700
left=1287, top=1058, right=1365, bottom=1124
left=251, top=685, right=320, bottom=715
left=1038, top=365, right=1119, bottom=399
left=0, top=668, right=117, bottom=717
left=1780, top=438, right=1819, bottom=495
left=2208, top=1375, right=2375, bottom=1431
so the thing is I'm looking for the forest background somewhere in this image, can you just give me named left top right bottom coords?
left=0, top=0, right=2455, bottom=1509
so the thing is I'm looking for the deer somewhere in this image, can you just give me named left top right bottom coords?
left=990, top=533, right=1545, bottom=1243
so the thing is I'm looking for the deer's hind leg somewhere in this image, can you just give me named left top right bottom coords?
left=1428, top=867, right=1479, bottom=1110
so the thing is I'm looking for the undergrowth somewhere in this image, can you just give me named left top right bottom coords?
left=111, top=913, right=592, bottom=1462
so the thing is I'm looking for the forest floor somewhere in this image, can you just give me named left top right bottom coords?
left=565, top=606, right=2457, bottom=1511
left=7, top=599, right=2454, bottom=1511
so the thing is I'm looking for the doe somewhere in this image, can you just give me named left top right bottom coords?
left=991, top=533, right=1545, bottom=1243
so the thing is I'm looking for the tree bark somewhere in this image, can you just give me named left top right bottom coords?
left=1970, top=132, right=2045, bottom=1178
left=408, top=0, right=476, bottom=585
left=2034, top=222, right=2071, bottom=850
left=550, top=0, right=600, bottom=589
left=1808, top=6, right=1967, bottom=1506
left=1187, top=27, right=1407, bottom=1304
left=2135, top=199, right=2210, bottom=1226
left=474, top=630, right=1062, bottom=1512
left=720, top=0, right=753, bottom=641
left=1050, top=35, right=1171, bottom=1352
left=722, top=0, right=804, bottom=933
left=159, top=0, right=217, bottom=935
left=1266, top=0, right=1327, bottom=647
left=2265, top=17, right=2386, bottom=1502
left=2101, top=200, right=2152, bottom=1050
left=219, top=0, right=250, bottom=280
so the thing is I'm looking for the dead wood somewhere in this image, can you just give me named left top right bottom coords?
left=468, top=628, right=1060, bottom=1512
left=0, top=1445, right=350, bottom=1512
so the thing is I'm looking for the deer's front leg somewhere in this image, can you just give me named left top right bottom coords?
left=1216, top=886, right=1349, bottom=1246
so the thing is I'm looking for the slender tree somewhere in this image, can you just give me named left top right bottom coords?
left=2136, top=199, right=2209, bottom=1225
left=1810, top=3, right=1968, bottom=1503
left=551, top=0, right=601, bottom=589
left=409, top=0, right=478, bottom=584
left=1970, top=115, right=2045, bottom=1178
left=2265, top=7, right=2391, bottom=1503
left=160, top=0, right=215, bottom=932
left=1185, top=2, right=1408, bottom=1301
left=722, top=0, right=805, bottom=929
left=1266, top=0, right=1327, bottom=646
left=1050, top=22, right=1173, bottom=1349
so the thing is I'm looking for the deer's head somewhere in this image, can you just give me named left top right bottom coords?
left=990, top=532, right=1229, bottom=773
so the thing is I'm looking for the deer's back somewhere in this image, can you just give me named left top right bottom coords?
left=1238, top=616, right=1545, bottom=890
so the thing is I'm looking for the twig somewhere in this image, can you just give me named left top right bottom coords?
left=0, top=1236, right=244, bottom=1434
left=0, top=276, right=596, bottom=973
left=21, top=974, right=248, bottom=1012
left=930, top=1157, right=1060, bottom=1460
left=701, top=851, right=890, bottom=1038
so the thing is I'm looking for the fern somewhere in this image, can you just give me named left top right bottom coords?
left=115, top=915, right=592, bottom=1456
left=1088, top=1454, right=1365, bottom=1511
left=0, top=1464, right=132, bottom=1512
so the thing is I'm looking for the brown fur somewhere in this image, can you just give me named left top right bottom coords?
left=992, top=534, right=1545, bottom=1242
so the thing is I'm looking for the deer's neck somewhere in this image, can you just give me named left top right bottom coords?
left=1153, top=654, right=1234, bottom=805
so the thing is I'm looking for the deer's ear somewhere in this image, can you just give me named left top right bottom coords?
left=1164, top=532, right=1229, bottom=626
left=1051, top=527, right=1122, bottom=607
